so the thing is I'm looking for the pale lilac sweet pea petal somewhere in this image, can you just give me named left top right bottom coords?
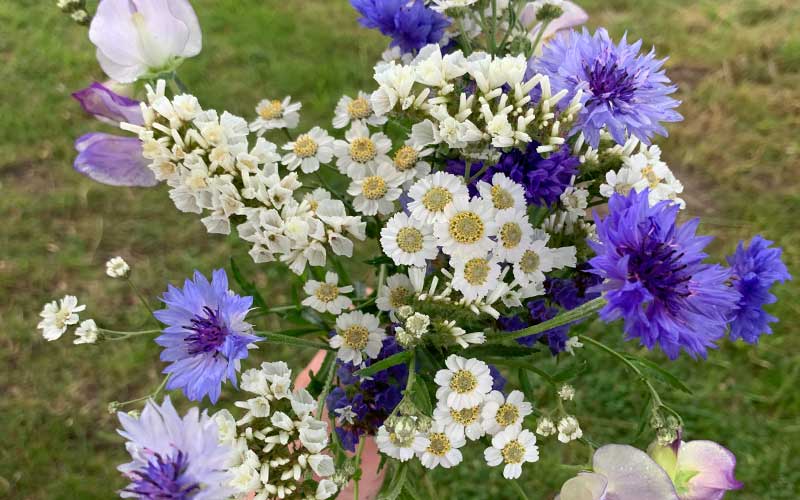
left=74, top=133, right=156, bottom=187
left=593, top=445, right=680, bottom=500
left=72, top=82, right=144, bottom=126
left=556, top=472, right=608, bottom=500
left=522, top=1, right=589, bottom=41
left=88, top=0, right=202, bottom=83
left=675, top=441, right=743, bottom=500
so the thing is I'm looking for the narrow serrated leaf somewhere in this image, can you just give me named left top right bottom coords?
left=355, top=351, right=411, bottom=378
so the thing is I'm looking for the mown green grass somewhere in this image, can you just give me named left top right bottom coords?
left=0, top=0, right=798, bottom=498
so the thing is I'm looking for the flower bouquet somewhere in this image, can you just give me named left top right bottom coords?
left=42, top=0, right=791, bottom=499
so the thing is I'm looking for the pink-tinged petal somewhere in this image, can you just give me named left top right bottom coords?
left=544, top=1, right=589, bottom=38
left=593, top=444, right=680, bottom=500
left=165, top=0, right=203, bottom=56
left=72, top=82, right=143, bottom=126
left=676, top=441, right=743, bottom=500
left=74, top=133, right=157, bottom=187
left=558, top=472, right=608, bottom=500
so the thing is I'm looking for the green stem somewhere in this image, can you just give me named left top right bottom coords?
left=530, top=20, right=552, bottom=56
left=353, top=437, right=367, bottom=500
left=115, top=375, right=170, bottom=410
left=510, top=479, right=529, bottom=500
left=489, top=0, right=498, bottom=55
left=125, top=277, right=157, bottom=323
left=172, top=74, right=188, bottom=94
left=317, top=356, right=337, bottom=418
left=490, top=297, right=606, bottom=342
left=255, top=331, right=334, bottom=351
left=457, top=16, right=473, bottom=55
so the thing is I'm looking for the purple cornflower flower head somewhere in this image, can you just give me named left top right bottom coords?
left=557, top=444, right=679, bottom=500
left=533, top=28, right=682, bottom=147
left=547, top=266, right=604, bottom=310
left=74, top=133, right=157, bottom=187
left=350, top=0, right=449, bottom=54
left=154, top=270, right=260, bottom=403
left=588, top=189, right=741, bottom=359
left=726, top=236, right=791, bottom=344
left=89, top=0, right=202, bottom=83
left=117, top=397, right=233, bottom=499
left=649, top=438, right=743, bottom=500
left=73, top=82, right=143, bottom=126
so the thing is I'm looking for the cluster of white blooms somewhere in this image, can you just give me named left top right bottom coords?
left=376, top=355, right=539, bottom=479
left=599, top=143, right=685, bottom=208
left=37, top=295, right=86, bottom=340
left=120, top=81, right=366, bottom=274
left=105, top=256, right=130, bottom=278
left=534, top=384, right=583, bottom=444
left=215, top=362, right=337, bottom=500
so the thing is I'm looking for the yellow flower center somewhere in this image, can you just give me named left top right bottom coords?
left=361, top=175, right=388, bottom=200
left=495, top=403, right=520, bottom=426
left=491, top=185, right=515, bottom=210
left=641, top=165, right=661, bottom=188
left=293, top=134, right=318, bottom=158
left=501, top=440, right=526, bottom=464
left=500, top=222, right=523, bottom=248
left=450, top=406, right=480, bottom=425
left=389, top=287, right=410, bottom=308
left=463, top=258, right=491, bottom=286
left=519, top=250, right=540, bottom=274
left=258, top=99, right=283, bottom=120
left=314, top=283, right=339, bottom=303
left=426, top=433, right=451, bottom=456
left=349, top=137, right=377, bottom=163
left=347, top=97, right=372, bottom=120
left=449, top=369, right=477, bottom=394
left=393, top=146, right=419, bottom=172
left=421, top=187, right=453, bottom=213
left=449, top=211, right=485, bottom=244
left=341, top=325, right=370, bottom=350
left=396, top=227, right=424, bottom=253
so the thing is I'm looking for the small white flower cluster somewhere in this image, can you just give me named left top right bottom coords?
left=105, top=256, right=130, bottom=278
left=535, top=384, right=584, bottom=444
left=121, top=81, right=366, bottom=274
left=598, top=142, right=686, bottom=208
left=37, top=295, right=98, bottom=344
left=376, top=355, right=539, bottom=479
left=216, top=361, right=337, bottom=500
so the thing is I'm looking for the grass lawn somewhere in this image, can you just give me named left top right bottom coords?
left=1, top=0, right=798, bottom=498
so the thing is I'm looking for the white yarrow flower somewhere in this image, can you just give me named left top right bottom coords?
left=483, top=424, right=539, bottom=479
left=302, top=272, right=354, bottom=315
left=493, top=209, right=534, bottom=263
left=333, top=122, right=392, bottom=177
left=250, top=96, right=301, bottom=134
left=73, top=319, right=99, bottom=345
left=376, top=274, right=415, bottom=320
left=376, top=424, right=427, bottom=462
left=380, top=212, right=438, bottom=267
left=477, top=172, right=527, bottom=213
left=332, top=91, right=387, bottom=129
left=434, top=354, right=493, bottom=410
left=557, top=415, right=583, bottom=443
left=329, top=311, right=386, bottom=365
left=450, top=254, right=502, bottom=301
left=434, top=197, right=498, bottom=258
left=433, top=400, right=485, bottom=441
left=481, top=390, right=533, bottom=436
left=281, top=127, right=334, bottom=173
left=347, top=162, right=404, bottom=216
left=407, top=171, right=469, bottom=225
left=558, top=384, right=576, bottom=401
left=105, top=256, right=130, bottom=278
left=536, top=417, right=557, bottom=437
left=417, top=421, right=466, bottom=469
left=37, top=295, right=86, bottom=341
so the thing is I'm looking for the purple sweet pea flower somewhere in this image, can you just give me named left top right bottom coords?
left=72, top=82, right=144, bottom=125
left=557, top=444, right=680, bottom=500
left=89, top=0, right=202, bottom=83
left=521, top=1, right=589, bottom=42
left=74, top=133, right=157, bottom=187
left=650, top=438, right=743, bottom=500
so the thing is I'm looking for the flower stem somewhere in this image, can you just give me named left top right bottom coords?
left=255, top=331, right=334, bottom=351
left=316, top=355, right=337, bottom=418
left=125, top=277, right=157, bottom=323
left=113, top=375, right=170, bottom=410
left=510, top=479, right=530, bottom=500
left=530, top=20, right=553, bottom=56
left=102, top=329, right=161, bottom=341
left=353, top=437, right=367, bottom=500
left=489, top=297, right=606, bottom=342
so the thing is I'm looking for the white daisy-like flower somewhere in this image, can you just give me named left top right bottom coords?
left=376, top=423, right=427, bottom=462
left=558, top=384, right=576, bottom=401
left=433, top=400, right=485, bottom=441
left=329, top=311, right=386, bottom=365
left=434, top=197, right=498, bottom=258
left=407, top=172, right=469, bottom=225
left=450, top=254, right=502, bottom=301
left=417, top=421, right=466, bottom=469
left=477, top=173, right=527, bottom=213
left=481, top=390, right=533, bottom=436
left=303, top=187, right=332, bottom=212
left=380, top=212, right=438, bottom=267
left=557, top=415, right=583, bottom=443
left=333, top=122, right=392, bottom=177
left=560, top=184, right=589, bottom=217
left=483, top=424, right=539, bottom=480
left=434, top=354, right=493, bottom=410
left=73, top=319, right=99, bottom=345
left=391, top=142, right=432, bottom=186
left=281, top=127, right=334, bottom=173
left=536, top=417, right=557, bottom=437
left=431, top=0, right=479, bottom=13
left=493, top=209, right=534, bottom=263
left=376, top=274, right=415, bottom=320
left=599, top=166, right=643, bottom=199
left=105, top=256, right=130, bottom=278
left=302, top=272, right=354, bottom=315
left=347, top=162, right=404, bottom=216
left=250, top=96, right=301, bottom=135
left=441, top=319, right=485, bottom=349
left=37, top=295, right=86, bottom=341
left=512, top=238, right=555, bottom=288
left=332, top=91, right=387, bottom=129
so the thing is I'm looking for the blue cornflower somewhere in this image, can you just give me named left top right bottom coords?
left=726, top=236, right=791, bottom=343
left=351, top=0, right=450, bottom=53
left=154, top=269, right=260, bottom=403
left=533, top=28, right=682, bottom=147
left=117, top=397, right=233, bottom=499
left=588, top=189, right=741, bottom=359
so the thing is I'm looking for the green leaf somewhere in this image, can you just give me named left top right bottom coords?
left=401, top=483, right=424, bottom=500
left=410, top=376, right=433, bottom=415
left=486, top=356, right=556, bottom=385
left=364, top=255, right=394, bottom=267
left=623, top=355, right=693, bottom=394
left=465, top=344, right=540, bottom=358
left=553, top=359, right=589, bottom=383
left=229, top=257, right=267, bottom=311
left=307, top=351, right=336, bottom=398
left=355, top=351, right=412, bottom=378
left=377, top=463, right=408, bottom=500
